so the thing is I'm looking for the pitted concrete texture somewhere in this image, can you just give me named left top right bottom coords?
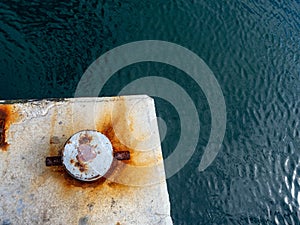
left=0, top=96, right=172, bottom=225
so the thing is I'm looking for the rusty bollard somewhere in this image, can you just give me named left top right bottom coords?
left=46, top=130, right=130, bottom=182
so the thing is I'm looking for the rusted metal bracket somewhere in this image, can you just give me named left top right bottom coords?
left=46, top=151, right=130, bottom=167
left=46, top=156, right=63, bottom=166
left=113, top=151, right=131, bottom=160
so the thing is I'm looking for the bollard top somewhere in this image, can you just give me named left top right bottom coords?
left=62, top=130, right=113, bottom=181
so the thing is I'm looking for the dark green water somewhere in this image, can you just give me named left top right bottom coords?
left=0, top=0, right=299, bottom=224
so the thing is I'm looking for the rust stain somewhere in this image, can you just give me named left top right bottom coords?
left=76, top=133, right=97, bottom=164
left=78, top=133, right=93, bottom=145
left=96, top=98, right=137, bottom=167
left=100, top=120, right=134, bottom=163
left=43, top=97, right=159, bottom=200
left=45, top=158, right=131, bottom=199
left=74, top=161, right=88, bottom=172
left=49, top=136, right=60, bottom=144
left=0, top=104, right=20, bottom=151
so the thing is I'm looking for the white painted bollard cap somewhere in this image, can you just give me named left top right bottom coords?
left=62, top=130, right=113, bottom=181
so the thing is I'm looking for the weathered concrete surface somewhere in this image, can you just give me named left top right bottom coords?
left=0, top=96, right=172, bottom=225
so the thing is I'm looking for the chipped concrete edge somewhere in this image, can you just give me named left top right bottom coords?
left=0, top=95, right=153, bottom=104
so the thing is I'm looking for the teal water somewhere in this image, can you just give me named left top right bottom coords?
left=0, top=1, right=299, bottom=224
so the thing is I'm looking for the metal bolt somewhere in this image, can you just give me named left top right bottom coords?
left=62, top=130, right=113, bottom=182
left=46, top=130, right=131, bottom=182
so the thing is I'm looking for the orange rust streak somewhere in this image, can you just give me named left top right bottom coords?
left=78, top=133, right=93, bottom=145
left=0, top=104, right=20, bottom=151
left=46, top=160, right=131, bottom=199
left=44, top=98, right=155, bottom=200
left=45, top=102, right=134, bottom=197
